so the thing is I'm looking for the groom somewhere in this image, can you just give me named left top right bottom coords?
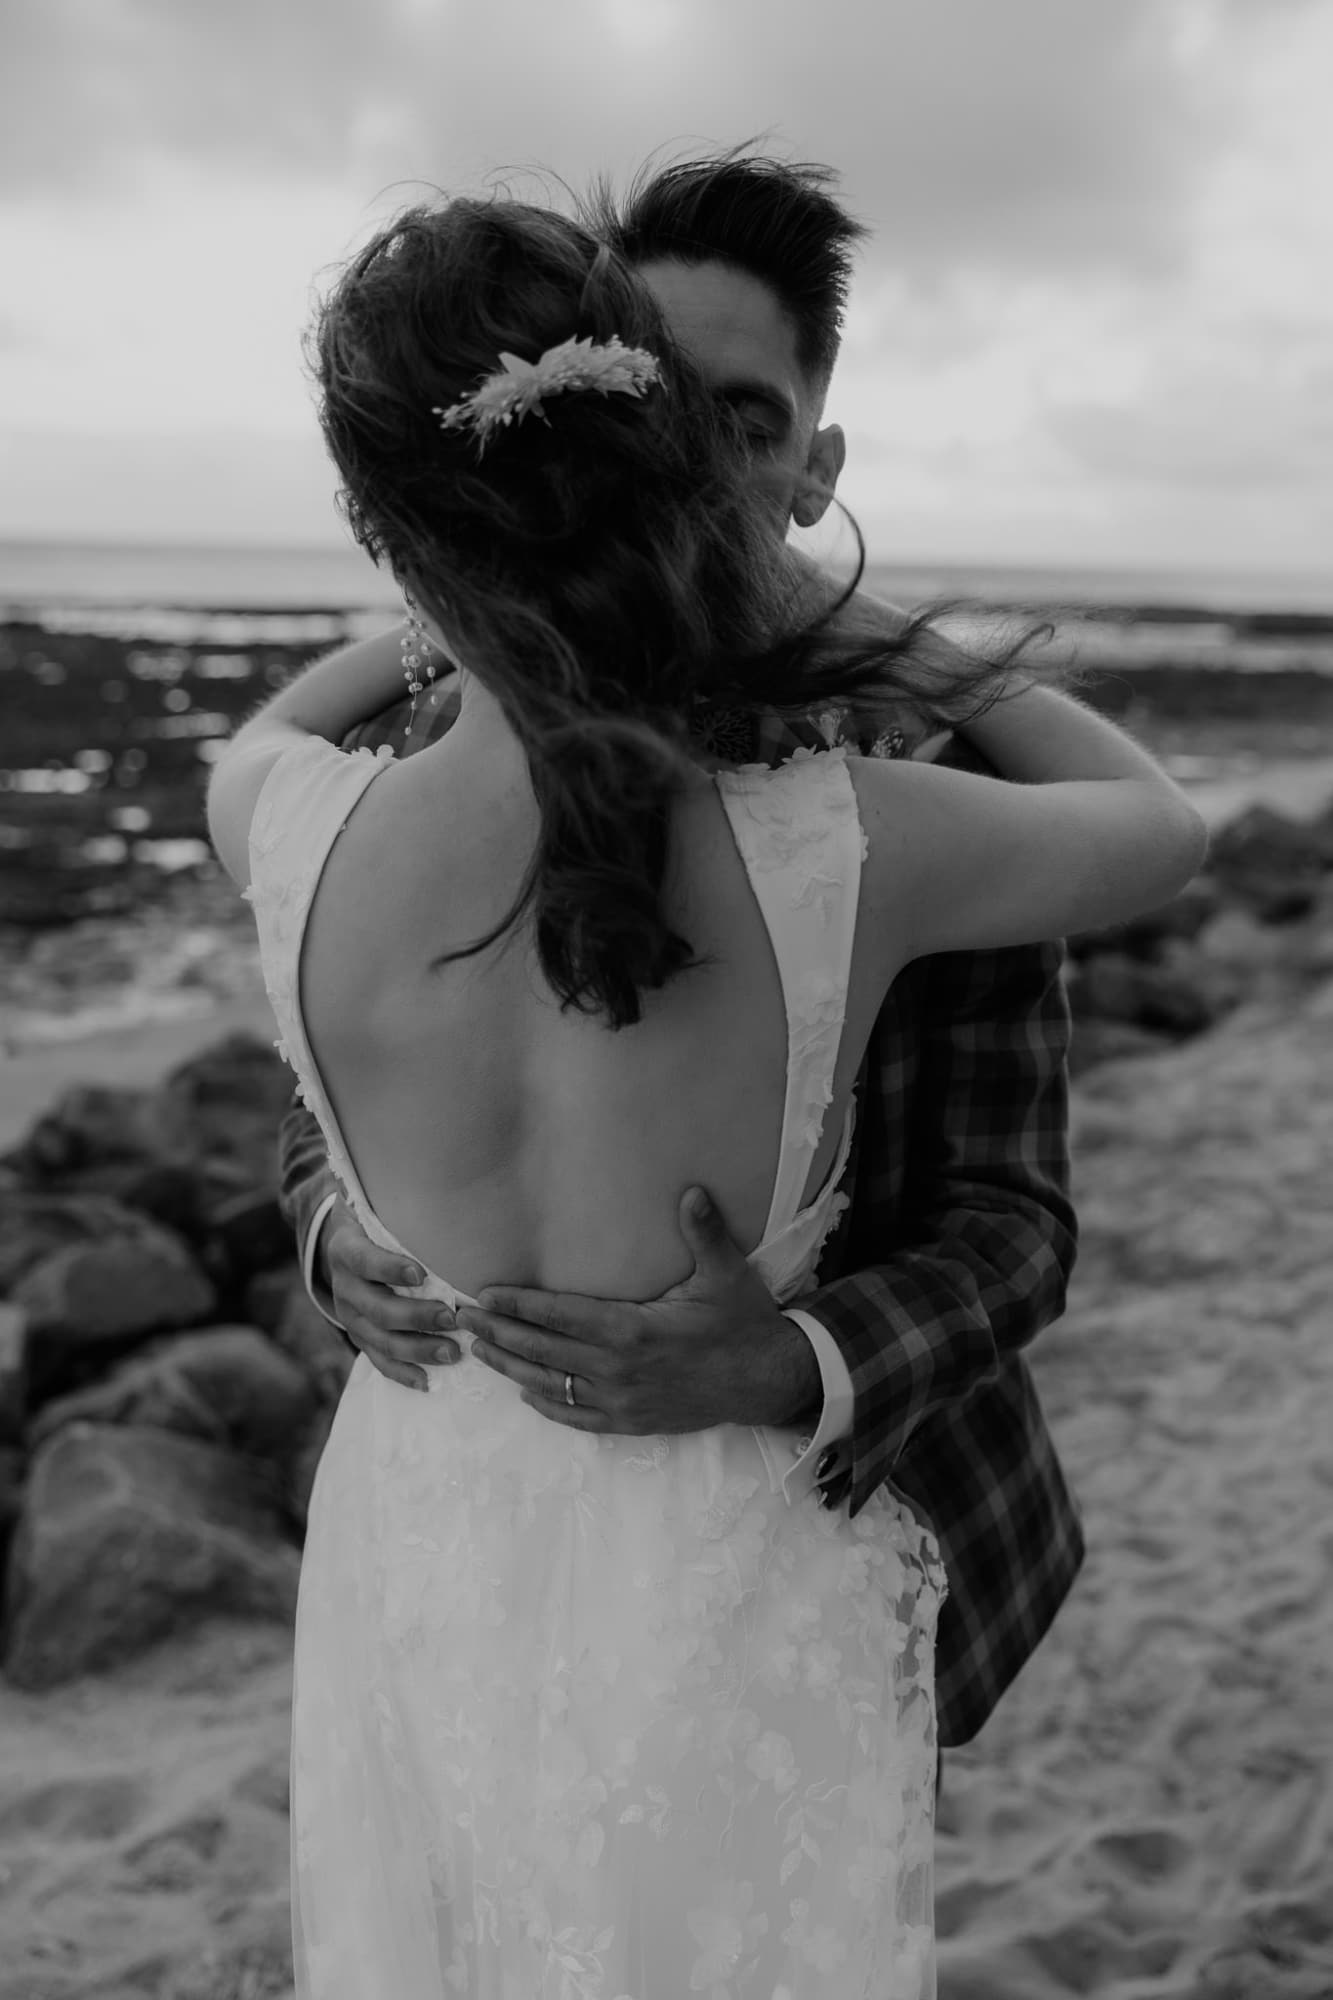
left=277, top=148, right=1082, bottom=1751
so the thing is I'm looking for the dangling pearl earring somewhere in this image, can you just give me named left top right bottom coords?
left=400, top=594, right=438, bottom=737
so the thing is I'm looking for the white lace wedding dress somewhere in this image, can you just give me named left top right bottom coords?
left=247, top=734, right=944, bottom=2000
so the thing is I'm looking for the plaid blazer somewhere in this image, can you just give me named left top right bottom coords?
left=276, top=674, right=1083, bottom=1748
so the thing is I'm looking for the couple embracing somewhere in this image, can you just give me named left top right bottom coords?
left=209, top=149, right=1206, bottom=1999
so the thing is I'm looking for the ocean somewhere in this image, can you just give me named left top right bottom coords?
left=4, top=537, right=1333, bottom=621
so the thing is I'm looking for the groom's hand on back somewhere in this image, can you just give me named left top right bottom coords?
left=456, top=1190, right=822, bottom=1434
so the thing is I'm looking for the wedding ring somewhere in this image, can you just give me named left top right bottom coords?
left=564, top=1372, right=577, bottom=1408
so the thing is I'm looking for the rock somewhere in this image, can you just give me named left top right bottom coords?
left=1207, top=803, right=1333, bottom=921
left=1195, top=907, right=1291, bottom=973
left=0, top=1445, right=22, bottom=1586
left=0, top=1305, right=27, bottom=1447
left=29, top=1324, right=317, bottom=1462
left=1068, top=951, right=1232, bottom=1037
left=1069, top=1018, right=1173, bottom=1079
left=5, top=1082, right=160, bottom=1181
left=1194, top=892, right=1333, bottom=997
left=202, top=1188, right=297, bottom=1290
left=0, top=1191, right=147, bottom=1294
left=273, top=1282, right=356, bottom=1402
left=3, top=1422, right=300, bottom=1689
left=148, top=1032, right=296, bottom=1190
left=244, top=1262, right=302, bottom=1337
left=13, top=1223, right=218, bottom=1403
left=18, top=1154, right=243, bottom=1242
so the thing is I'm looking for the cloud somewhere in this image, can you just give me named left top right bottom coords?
left=4, top=0, right=1330, bottom=572
left=0, top=424, right=346, bottom=544
left=0, top=0, right=1267, bottom=283
left=1049, top=353, right=1333, bottom=488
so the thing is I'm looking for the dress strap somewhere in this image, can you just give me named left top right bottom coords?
left=714, top=748, right=865, bottom=1241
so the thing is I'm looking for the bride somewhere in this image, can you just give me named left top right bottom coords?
left=208, top=196, right=1206, bottom=1999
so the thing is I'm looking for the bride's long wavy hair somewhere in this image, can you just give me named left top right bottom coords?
left=311, top=196, right=1024, bottom=1028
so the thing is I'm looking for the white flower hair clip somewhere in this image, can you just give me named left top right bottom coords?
left=432, top=334, right=661, bottom=451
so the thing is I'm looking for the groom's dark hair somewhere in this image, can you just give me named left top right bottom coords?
left=584, top=146, right=868, bottom=386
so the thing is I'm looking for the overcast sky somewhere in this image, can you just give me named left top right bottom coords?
left=3, top=0, right=1331, bottom=578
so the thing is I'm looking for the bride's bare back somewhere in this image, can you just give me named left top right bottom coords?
left=300, top=718, right=888, bottom=1302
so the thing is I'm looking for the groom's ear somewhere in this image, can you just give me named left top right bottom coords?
left=791, top=422, right=846, bottom=529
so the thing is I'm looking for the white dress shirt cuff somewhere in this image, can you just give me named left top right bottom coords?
left=302, top=1190, right=347, bottom=1331
left=778, top=1307, right=855, bottom=1505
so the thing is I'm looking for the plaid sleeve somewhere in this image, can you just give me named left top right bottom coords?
left=804, top=937, right=1076, bottom=1518
left=276, top=1095, right=341, bottom=1272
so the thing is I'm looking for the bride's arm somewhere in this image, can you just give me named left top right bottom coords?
left=235, top=620, right=416, bottom=750
left=206, top=620, right=418, bottom=888
left=857, top=685, right=1209, bottom=961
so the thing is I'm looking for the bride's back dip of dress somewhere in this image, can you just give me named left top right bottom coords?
left=248, top=735, right=944, bottom=2000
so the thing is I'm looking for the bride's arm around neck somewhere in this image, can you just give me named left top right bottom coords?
left=206, top=617, right=414, bottom=891
left=854, top=684, right=1209, bottom=965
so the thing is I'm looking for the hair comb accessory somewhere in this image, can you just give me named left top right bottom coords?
left=432, top=334, right=661, bottom=451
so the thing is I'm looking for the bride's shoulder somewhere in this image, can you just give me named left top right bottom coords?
left=210, top=728, right=396, bottom=892
left=253, top=733, right=393, bottom=831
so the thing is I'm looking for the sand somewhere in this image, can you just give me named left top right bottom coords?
left=932, top=984, right=1333, bottom=1999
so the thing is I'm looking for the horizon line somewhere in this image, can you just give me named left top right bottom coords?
left=3, top=534, right=1332, bottom=589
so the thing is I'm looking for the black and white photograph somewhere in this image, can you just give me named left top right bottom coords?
left=1, top=3, right=1331, bottom=1995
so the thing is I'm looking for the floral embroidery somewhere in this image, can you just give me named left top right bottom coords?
left=687, top=1878, right=769, bottom=1991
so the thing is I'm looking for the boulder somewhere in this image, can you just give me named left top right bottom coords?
left=1194, top=907, right=1292, bottom=975
left=147, top=1033, right=296, bottom=1190
left=1194, top=893, right=1333, bottom=995
left=5, top=1082, right=160, bottom=1182
left=1207, top=803, right=1333, bottom=921
left=244, top=1262, right=302, bottom=1337
left=0, top=1305, right=27, bottom=1448
left=1068, top=950, right=1233, bottom=1037
left=18, top=1154, right=245, bottom=1246
left=1068, top=1017, right=1173, bottom=1079
left=13, top=1223, right=218, bottom=1403
left=0, top=1191, right=147, bottom=1294
left=29, top=1324, right=318, bottom=1462
left=201, top=1188, right=297, bottom=1291
left=0, top=1446, right=22, bottom=1580
left=3, top=1422, right=300, bottom=1689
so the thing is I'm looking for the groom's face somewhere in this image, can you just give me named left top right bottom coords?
left=634, top=257, right=846, bottom=538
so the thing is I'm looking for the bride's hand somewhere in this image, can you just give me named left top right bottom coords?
left=456, top=1189, right=822, bottom=1435
left=321, top=1198, right=460, bottom=1391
